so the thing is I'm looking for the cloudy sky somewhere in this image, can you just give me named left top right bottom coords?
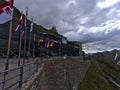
left=14, top=0, right=120, bottom=53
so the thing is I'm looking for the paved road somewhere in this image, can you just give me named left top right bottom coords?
left=0, top=58, right=39, bottom=90
left=0, top=58, right=36, bottom=72
left=0, top=57, right=75, bottom=90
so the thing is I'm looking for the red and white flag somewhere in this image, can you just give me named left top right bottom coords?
left=0, top=0, right=14, bottom=24
left=13, top=11, right=23, bottom=32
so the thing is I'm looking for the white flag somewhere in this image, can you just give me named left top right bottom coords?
left=47, top=41, right=50, bottom=48
left=30, top=19, right=33, bottom=32
left=0, top=0, right=14, bottom=24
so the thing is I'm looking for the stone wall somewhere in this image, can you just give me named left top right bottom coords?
left=22, top=57, right=90, bottom=90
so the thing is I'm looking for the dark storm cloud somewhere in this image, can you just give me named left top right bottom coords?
left=14, top=0, right=120, bottom=53
left=83, top=29, right=120, bottom=53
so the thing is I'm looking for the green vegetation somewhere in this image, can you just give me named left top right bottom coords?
left=98, top=61, right=120, bottom=84
left=78, top=60, right=120, bottom=90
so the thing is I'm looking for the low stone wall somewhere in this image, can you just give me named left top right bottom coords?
left=22, top=57, right=91, bottom=90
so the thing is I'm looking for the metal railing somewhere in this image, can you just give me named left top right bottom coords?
left=0, top=58, right=42, bottom=90
left=0, top=56, right=80, bottom=90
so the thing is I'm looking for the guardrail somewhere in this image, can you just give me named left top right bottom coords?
left=0, top=56, right=81, bottom=90
left=0, top=58, right=42, bottom=90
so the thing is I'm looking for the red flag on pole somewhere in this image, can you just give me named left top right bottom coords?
left=13, top=11, right=23, bottom=32
left=0, top=0, right=14, bottom=24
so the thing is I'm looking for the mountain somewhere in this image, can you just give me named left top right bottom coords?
left=91, top=49, right=120, bottom=61
left=79, top=49, right=120, bottom=90
left=78, top=59, right=120, bottom=90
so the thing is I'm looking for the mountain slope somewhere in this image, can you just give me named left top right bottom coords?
left=78, top=60, right=120, bottom=90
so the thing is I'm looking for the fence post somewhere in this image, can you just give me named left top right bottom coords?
left=19, top=66, right=23, bottom=89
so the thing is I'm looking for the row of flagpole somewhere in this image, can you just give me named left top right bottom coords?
left=0, top=0, right=35, bottom=70
left=0, top=0, right=62, bottom=71
left=16, top=8, right=35, bottom=67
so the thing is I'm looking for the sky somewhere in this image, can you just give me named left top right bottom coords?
left=14, top=0, right=120, bottom=53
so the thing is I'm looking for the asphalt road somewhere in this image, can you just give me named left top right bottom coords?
left=0, top=58, right=38, bottom=90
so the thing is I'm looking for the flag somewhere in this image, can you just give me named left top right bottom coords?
left=34, top=33, right=36, bottom=44
left=58, top=41, right=61, bottom=48
left=46, top=41, right=50, bottom=48
left=30, top=19, right=33, bottom=32
left=13, top=11, right=23, bottom=32
left=24, top=7, right=28, bottom=26
left=0, top=0, right=14, bottom=24
left=50, top=41, right=54, bottom=47
left=38, top=39, right=43, bottom=46
left=44, top=38, right=49, bottom=48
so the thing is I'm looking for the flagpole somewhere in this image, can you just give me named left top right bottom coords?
left=59, top=42, right=61, bottom=57
left=23, top=25, right=27, bottom=64
left=28, top=31, right=32, bottom=57
left=18, top=25, right=22, bottom=67
left=33, top=41, right=35, bottom=58
left=23, top=7, right=28, bottom=65
left=47, top=41, right=49, bottom=59
left=40, top=34, right=43, bottom=59
left=5, top=20, right=12, bottom=71
left=28, top=19, right=33, bottom=58
left=33, top=33, right=36, bottom=58
left=28, top=28, right=32, bottom=73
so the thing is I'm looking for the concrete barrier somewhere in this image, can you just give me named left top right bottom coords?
left=21, top=57, right=90, bottom=90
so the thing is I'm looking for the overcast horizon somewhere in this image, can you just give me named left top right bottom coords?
left=14, top=0, right=120, bottom=53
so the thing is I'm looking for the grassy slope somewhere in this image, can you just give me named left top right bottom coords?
left=78, top=60, right=120, bottom=90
